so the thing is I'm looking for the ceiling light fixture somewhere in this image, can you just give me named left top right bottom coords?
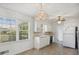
left=34, top=3, right=65, bottom=24
left=34, top=3, right=48, bottom=21
left=57, top=16, right=65, bottom=24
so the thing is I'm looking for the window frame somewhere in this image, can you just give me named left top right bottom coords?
left=18, top=21, right=29, bottom=40
left=0, top=17, right=16, bottom=43
left=0, top=17, right=30, bottom=43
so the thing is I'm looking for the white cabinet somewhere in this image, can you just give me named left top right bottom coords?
left=34, top=36, right=50, bottom=49
left=63, top=33, right=75, bottom=48
left=63, top=19, right=76, bottom=48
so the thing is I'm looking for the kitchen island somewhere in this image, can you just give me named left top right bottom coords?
left=34, top=35, right=50, bottom=49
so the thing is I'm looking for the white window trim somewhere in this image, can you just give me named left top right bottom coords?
left=0, top=19, right=30, bottom=43
left=16, top=20, right=30, bottom=41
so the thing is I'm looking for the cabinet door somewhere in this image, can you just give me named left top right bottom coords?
left=40, top=37, right=50, bottom=48
left=34, top=37, right=40, bottom=49
left=63, top=33, right=75, bottom=48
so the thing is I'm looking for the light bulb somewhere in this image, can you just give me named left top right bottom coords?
left=57, top=21, right=62, bottom=24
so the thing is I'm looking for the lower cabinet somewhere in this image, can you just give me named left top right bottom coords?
left=63, top=33, right=75, bottom=48
left=34, top=36, right=50, bottom=49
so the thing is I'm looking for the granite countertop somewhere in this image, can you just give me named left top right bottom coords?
left=33, top=32, right=53, bottom=37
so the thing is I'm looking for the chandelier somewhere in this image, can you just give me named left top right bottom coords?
left=34, top=3, right=65, bottom=24
left=34, top=3, right=48, bottom=21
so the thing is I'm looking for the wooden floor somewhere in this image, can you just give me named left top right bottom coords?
left=17, top=43, right=79, bottom=55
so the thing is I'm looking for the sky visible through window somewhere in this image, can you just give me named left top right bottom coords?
left=0, top=17, right=16, bottom=25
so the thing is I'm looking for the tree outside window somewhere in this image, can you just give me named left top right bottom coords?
left=0, top=17, right=16, bottom=43
left=19, top=22, right=28, bottom=40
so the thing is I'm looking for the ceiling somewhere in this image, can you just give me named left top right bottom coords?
left=0, top=3, right=79, bottom=24
left=0, top=3, right=79, bottom=16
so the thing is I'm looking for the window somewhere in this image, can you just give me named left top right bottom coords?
left=0, top=17, right=16, bottom=43
left=43, top=24, right=48, bottom=32
left=19, top=22, right=28, bottom=40
left=0, top=17, right=29, bottom=43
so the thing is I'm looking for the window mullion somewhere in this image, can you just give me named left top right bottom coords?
left=16, top=20, right=19, bottom=41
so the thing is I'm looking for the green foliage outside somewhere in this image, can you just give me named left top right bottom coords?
left=0, top=30, right=16, bottom=43
left=0, top=22, right=28, bottom=43
left=19, top=22, right=28, bottom=40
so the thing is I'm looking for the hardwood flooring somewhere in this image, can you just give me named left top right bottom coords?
left=17, top=43, right=79, bottom=55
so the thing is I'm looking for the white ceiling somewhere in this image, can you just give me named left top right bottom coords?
left=0, top=3, right=79, bottom=24
left=0, top=3, right=79, bottom=16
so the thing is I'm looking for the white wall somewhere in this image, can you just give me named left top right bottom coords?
left=0, top=7, right=34, bottom=55
left=51, top=17, right=79, bottom=44
left=51, top=23, right=58, bottom=43
left=57, top=24, right=64, bottom=41
left=51, top=17, right=79, bottom=48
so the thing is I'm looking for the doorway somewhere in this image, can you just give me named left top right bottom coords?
left=50, top=36, right=53, bottom=44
